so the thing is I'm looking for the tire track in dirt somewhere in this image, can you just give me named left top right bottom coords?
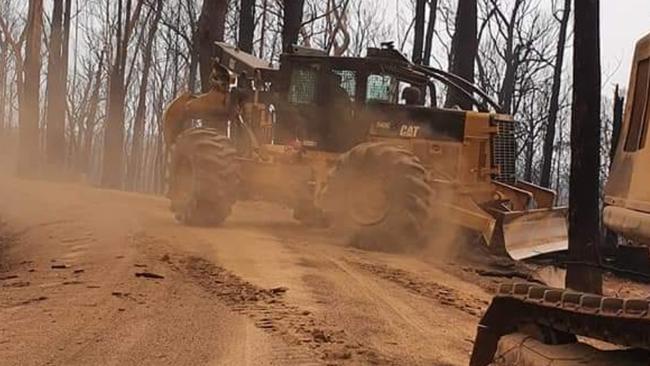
left=178, top=256, right=395, bottom=365
left=277, top=230, right=489, bottom=318
left=349, top=260, right=489, bottom=317
left=275, top=237, right=482, bottom=365
left=132, top=233, right=396, bottom=366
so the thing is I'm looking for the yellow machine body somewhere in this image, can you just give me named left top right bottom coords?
left=605, top=32, right=650, bottom=246
left=162, top=42, right=569, bottom=259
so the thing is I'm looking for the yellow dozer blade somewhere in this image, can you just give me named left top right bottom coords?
left=491, top=207, right=568, bottom=260
left=432, top=195, right=568, bottom=260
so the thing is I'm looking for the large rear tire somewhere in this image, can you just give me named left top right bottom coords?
left=322, top=142, right=432, bottom=251
left=168, top=128, right=239, bottom=226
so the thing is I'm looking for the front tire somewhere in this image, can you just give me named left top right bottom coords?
left=293, top=201, right=329, bottom=228
left=168, top=128, right=239, bottom=226
left=322, top=142, right=432, bottom=251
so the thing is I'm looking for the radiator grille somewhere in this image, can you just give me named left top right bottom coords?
left=492, top=119, right=517, bottom=184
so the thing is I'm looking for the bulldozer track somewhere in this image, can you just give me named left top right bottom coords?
left=494, top=283, right=650, bottom=349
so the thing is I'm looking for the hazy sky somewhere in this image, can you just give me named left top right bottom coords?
left=380, top=1, right=649, bottom=88
left=601, top=0, right=650, bottom=87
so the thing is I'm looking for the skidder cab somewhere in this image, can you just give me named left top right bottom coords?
left=162, top=42, right=568, bottom=258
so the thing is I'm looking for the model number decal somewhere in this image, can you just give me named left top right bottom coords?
left=399, top=125, right=421, bottom=138
left=375, top=121, right=392, bottom=129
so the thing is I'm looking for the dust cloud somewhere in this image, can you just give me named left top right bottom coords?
left=0, top=131, right=18, bottom=175
left=421, top=187, right=473, bottom=261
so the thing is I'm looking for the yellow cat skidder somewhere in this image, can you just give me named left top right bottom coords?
left=163, top=42, right=568, bottom=257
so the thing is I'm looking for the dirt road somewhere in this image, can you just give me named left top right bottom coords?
left=0, top=176, right=495, bottom=365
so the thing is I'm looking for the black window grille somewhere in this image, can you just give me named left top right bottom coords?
left=492, top=120, right=517, bottom=184
left=366, top=74, right=398, bottom=103
left=288, top=68, right=319, bottom=105
left=333, top=70, right=357, bottom=100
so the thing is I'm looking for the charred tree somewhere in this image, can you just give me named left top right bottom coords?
left=566, top=0, right=603, bottom=294
left=102, top=0, right=126, bottom=188
left=177, top=1, right=199, bottom=92
left=0, top=31, right=7, bottom=132
left=80, top=52, right=105, bottom=173
left=62, top=0, right=72, bottom=83
left=197, top=0, right=228, bottom=92
left=61, top=0, right=72, bottom=158
left=238, top=0, right=256, bottom=53
left=127, top=0, right=163, bottom=191
left=423, top=0, right=438, bottom=66
left=540, top=0, right=572, bottom=188
left=17, top=0, right=44, bottom=177
left=412, top=0, right=426, bottom=64
left=324, top=0, right=350, bottom=56
left=101, top=0, right=133, bottom=188
left=282, top=0, right=305, bottom=53
left=604, top=85, right=625, bottom=250
left=610, top=85, right=624, bottom=166
left=495, top=0, right=523, bottom=115
left=45, top=0, right=67, bottom=168
left=259, top=0, right=269, bottom=57
left=61, top=0, right=72, bottom=161
left=445, top=0, right=477, bottom=110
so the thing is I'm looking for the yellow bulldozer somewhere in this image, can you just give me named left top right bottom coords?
left=162, top=42, right=568, bottom=259
left=604, top=31, right=650, bottom=272
left=470, top=31, right=650, bottom=366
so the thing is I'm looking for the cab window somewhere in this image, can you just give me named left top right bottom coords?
left=366, top=74, right=398, bottom=103
left=333, top=69, right=357, bottom=101
left=625, top=57, right=650, bottom=152
left=288, top=67, right=319, bottom=105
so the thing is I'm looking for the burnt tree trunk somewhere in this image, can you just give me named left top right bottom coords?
left=566, top=0, right=603, bottom=294
left=496, top=0, right=523, bottom=115
left=259, top=0, right=269, bottom=57
left=412, top=0, right=426, bottom=64
left=610, top=85, right=624, bottom=166
left=0, top=31, right=7, bottom=132
left=423, top=0, right=438, bottom=102
left=61, top=0, right=72, bottom=162
left=282, top=0, right=305, bottom=53
left=80, top=53, right=104, bottom=173
left=183, top=1, right=199, bottom=92
left=101, top=0, right=132, bottom=188
left=17, top=0, right=44, bottom=177
left=238, top=0, right=256, bottom=53
left=524, top=118, right=534, bottom=182
left=127, top=0, right=163, bottom=191
left=62, top=0, right=72, bottom=82
left=604, top=85, right=625, bottom=250
left=423, top=0, right=438, bottom=66
left=197, top=0, right=228, bottom=92
left=75, top=44, right=102, bottom=172
left=45, top=0, right=67, bottom=168
left=445, top=0, right=477, bottom=110
left=540, top=0, right=572, bottom=188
